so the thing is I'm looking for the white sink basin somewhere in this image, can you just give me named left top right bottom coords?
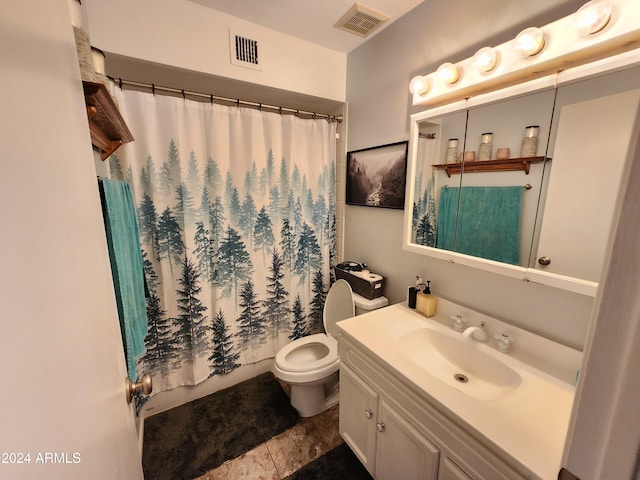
left=397, top=328, right=522, bottom=400
left=337, top=301, right=582, bottom=480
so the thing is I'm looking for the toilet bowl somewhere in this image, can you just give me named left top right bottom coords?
left=274, top=279, right=353, bottom=417
left=274, top=280, right=389, bottom=417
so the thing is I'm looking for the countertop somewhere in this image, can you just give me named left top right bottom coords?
left=336, top=300, right=582, bottom=480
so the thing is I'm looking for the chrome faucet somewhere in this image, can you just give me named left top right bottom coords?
left=462, top=321, right=488, bottom=342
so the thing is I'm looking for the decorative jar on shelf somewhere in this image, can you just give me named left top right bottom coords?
left=520, top=125, right=539, bottom=157
left=446, top=138, right=458, bottom=163
left=478, top=132, right=493, bottom=161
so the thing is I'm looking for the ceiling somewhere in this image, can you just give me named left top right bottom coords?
left=187, top=0, right=425, bottom=53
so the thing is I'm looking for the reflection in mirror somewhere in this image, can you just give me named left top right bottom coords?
left=410, top=89, right=556, bottom=268
left=531, top=65, right=640, bottom=281
left=455, top=89, right=556, bottom=267
left=411, top=110, right=466, bottom=247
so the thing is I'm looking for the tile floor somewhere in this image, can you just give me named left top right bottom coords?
left=194, top=404, right=343, bottom=480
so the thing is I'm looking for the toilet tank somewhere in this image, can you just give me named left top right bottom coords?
left=353, top=292, right=389, bottom=316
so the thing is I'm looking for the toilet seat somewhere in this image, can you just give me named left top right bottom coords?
left=274, top=279, right=353, bottom=378
left=272, top=280, right=359, bottom=416
left=275, top=333, right=338, bottom=373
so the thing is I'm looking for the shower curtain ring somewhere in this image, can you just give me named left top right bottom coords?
left=181, top=89, right=186, bottom=100
left=151, top=84, right=155, bottom=95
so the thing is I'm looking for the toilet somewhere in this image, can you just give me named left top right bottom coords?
left=274, top=279, right=388, bottom=417
left=352, top=291, right=389, bottom=315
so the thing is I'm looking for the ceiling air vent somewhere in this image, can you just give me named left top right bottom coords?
left=229, top=28, right=262, bottom=71
left=334, top=3, right=390, bottom=38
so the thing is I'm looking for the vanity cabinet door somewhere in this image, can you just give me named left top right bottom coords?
left=339, top=364, right=379, bottom=476
left=439, top=456, right=475, bottom=480
left=375, top=398, right=440, bottom=480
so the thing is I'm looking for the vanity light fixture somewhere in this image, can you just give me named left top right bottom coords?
left=572, top=0, right=612, bottom=36
left=472, top=46, right=499, bottom=73
left=409, top=75, right=431, bottom=95
left=514, top=27, right=545, bottom=56
left=437, top=62, right=460, bottom=85
left=409, top=0, right=640, bottom=107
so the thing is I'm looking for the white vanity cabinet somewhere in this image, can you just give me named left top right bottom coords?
left=340, top=363, right=439, bottom=479
left=339, top=363, right=378, bottom=473
left=439, top=457, right=474, bottom=480
left=339, top=335, right=529, bottom=480
left=375, top=397, right=440, bottom=479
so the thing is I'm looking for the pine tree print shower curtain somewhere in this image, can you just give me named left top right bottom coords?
left=109, top=89, right=337, bottom=398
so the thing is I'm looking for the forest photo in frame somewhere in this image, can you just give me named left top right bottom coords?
left=346, top=141, right=408, bottom=209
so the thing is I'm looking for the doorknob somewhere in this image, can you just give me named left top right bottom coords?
left=126, top=374, right=152, bottom=404
left=538, top=256, right=551, bottom=266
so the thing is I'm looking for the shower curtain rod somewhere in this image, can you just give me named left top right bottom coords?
left=111, top=77, right=343, bottom=123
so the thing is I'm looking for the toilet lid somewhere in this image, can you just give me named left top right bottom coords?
left=275, top=333, right=338, bottom=372
left=323, top=279, right=355, bottom=338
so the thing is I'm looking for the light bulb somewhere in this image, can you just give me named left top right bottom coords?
left=514, top=27, right=545, bottom=56
left=409, top=75, right=431, bottom=95
left=572, top=0, right=612, bottom=36
left=473, top=47, right=499, bottom=73
left=437, top=63, right=460, bottom=85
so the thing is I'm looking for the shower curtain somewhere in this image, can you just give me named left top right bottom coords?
left=108, top=88, right=337, bottom=400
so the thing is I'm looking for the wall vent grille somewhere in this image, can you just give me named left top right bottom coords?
left=235, top=35, right=258, bottom=65
left=334, top=3, right=390, bottom=38
left=229, top=29, right=262, bottom=70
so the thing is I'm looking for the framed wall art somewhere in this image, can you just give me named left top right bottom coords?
left=346, top=140, right=408, bottom=209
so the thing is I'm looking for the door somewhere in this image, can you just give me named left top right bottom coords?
left=375, top=398, right=440, bottom=480
left=0, top=1, right=143, bottom=479
left=339, top=364, right=379, bottom=475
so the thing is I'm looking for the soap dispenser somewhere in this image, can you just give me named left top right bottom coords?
left=416, top=280, right=437, bottom=317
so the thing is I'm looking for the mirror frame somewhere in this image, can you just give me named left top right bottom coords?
left=403, top=49, right=640, bottom=297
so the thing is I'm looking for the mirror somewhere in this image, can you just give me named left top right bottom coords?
left=410, top=108, right=466, bottom=248
left=404, top=58, right=640, bottom=296
left=457, top=88, right=555, bottom=267
left=528, top=64, right=640, bottom=287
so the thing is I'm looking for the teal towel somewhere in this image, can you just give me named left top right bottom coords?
left=435, top=187, right=459, bottom=252
left=100, top=178, right=148, bottom=380
left=436, top=186, right=523, bottom=265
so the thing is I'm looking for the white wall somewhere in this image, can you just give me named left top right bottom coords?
left=562, top=106, right=640, bottom=478
left=0, top=0, right=143, bottom=477
left=344, top=0, right=594, bottom=349
left=85, top=0, right=346, bottom=102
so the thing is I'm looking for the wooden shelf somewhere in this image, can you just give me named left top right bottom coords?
left=82, top=81, right=134, bottom=160
left=432, top=156, right=548, bottom=177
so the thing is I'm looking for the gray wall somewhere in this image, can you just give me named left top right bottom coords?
left=344, top=0, right=593, bottom=349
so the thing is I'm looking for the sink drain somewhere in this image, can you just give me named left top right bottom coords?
left=454, top=373, right=469, bottom=383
